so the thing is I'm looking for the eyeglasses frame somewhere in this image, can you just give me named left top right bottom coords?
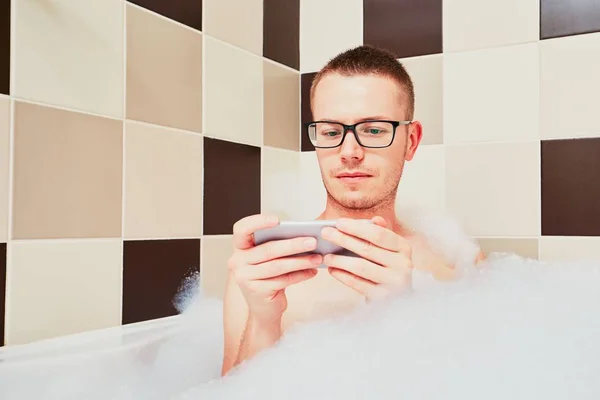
left=303, top=119, right=413, bottom=149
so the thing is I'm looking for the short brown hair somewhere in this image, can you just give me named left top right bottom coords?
left=309, top=45, right=415, bottom=119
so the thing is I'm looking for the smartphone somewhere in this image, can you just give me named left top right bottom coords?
left=253, top=220, right=371, bottom=267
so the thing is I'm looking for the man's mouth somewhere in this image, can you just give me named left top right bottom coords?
left=336, top=172, right=372, bottom=183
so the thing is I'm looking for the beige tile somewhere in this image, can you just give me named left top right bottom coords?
left=444, top=43, right=539, bottom=144
left=443, top=0, right=538, bottom=52
left=261, top=147, right=301, bottom=219
left=446, top=141, right=541, bottom=237
left=300, top=0, right=363, bottom=72
left=204, top=36, right=262, bottom=146
left=126, top=4, right=202, bottom=133
left=399, top=54, right=443, bottom=145
left=201, top=235, right=234, bottom=299
left=0, top=97, right=9, bottom=242
left=263, top=60, right=300, bottom=151
left=5, top=239, right=123, bottom=345
left=539, top=237, right=600, bottom=262
left=124, top=122, right=203, bottom=239
left=396, top=144, right=446, bottom=214
left=13, top=0, right=124, bottom=118
left=540, top=33, right=600, bottom=140
left=203, top=0, right=263, bottom=55
left=477, top=238, right=539, bottom=259
left=12, top=101, right=122, bottom=239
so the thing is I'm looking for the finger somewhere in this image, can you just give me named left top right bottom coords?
left=323, top=254, right=394, bottom=284
left=245, top=237, right=318, bottom=265
left=241, top=254, right=323, bottom=280
left=321, top=226, right=397, bottom=266
left=252, top=269, right=318, bottom=292
left=327, top=267, right=380, bottom=297
left=334, top=218, right=407, bottom=253
left=232, top=214, right=280, bottom=250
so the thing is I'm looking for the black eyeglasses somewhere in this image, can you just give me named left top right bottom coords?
left=303, top=119, right=412, bottom=149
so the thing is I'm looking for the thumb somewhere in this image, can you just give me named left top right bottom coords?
left=371, top=216, right=388, bottom=228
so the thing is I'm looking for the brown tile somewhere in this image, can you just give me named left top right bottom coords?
left=0, top=97, right=8, bottom=242
left=264, top=60, right=300, bottom=151
left=122, top=239, right=200, bottom=324
left=203, top=138, right=261, bottom=235
left=541, top=0, right=600, bottom=39
left=300, top=72, right=316, bottom=152
left=541, top=138, right=600, bottom=236
left=263, top=0, right=300, bottom=69
left=364, top=0, right=442, bottom=58
left=126, top=4, right=203, bottom=133
left=0, top=242, right=5, bottom=346
left=12, top=101, right=123, bottom=239
left=128, top=0, right=202, bottom=31
left=477, top=238, right=539, bottom=260
left=0, top=0, right=9, bottom=95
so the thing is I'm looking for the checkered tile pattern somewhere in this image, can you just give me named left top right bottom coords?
left=0, top=0, right=598, bottom=346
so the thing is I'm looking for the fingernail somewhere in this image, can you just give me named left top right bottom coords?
left=311, top=254, right=322, bottom=264
left=267, top=215, right=278, bottom=224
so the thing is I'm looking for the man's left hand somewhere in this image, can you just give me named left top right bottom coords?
left=321, top=216, right=413, bottom=302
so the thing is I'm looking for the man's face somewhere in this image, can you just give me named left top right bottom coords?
left=311, top=73, right=422, bottom=211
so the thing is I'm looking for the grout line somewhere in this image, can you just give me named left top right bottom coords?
left=120, top=0, right=127, bottom=325
left=10, top=97, right=123, bottom=122
left=126, top=2, right=203, bottom=38
left=201, top=32, right=206, bottom=238
left=4, top=98, right=15, bottom=343
left=10, top=238, right=124, bottom=245
left=4, top=0, right=16, bottom=343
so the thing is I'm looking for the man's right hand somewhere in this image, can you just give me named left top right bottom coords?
left=227, top=214, right=322, bottom=324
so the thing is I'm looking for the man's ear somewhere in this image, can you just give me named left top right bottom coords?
left=404, top=121, right=423, bottom=161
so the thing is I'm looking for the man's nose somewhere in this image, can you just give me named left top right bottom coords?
left=339, top=130, right=364, bottom=160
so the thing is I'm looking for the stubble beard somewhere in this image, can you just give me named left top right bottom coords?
left=322, top=160, right=405, bottom=213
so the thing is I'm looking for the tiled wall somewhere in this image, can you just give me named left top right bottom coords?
left=1, top=0, right=599, bottom=347
left=0, top=0, right=301, bottom=347
left=299, top=0, right=600, bottom=262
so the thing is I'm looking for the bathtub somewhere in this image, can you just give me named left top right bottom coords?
left=1, top=250, right=599, bottom=399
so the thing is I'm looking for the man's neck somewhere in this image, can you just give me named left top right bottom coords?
left=317, top=197, right=405, bottom=235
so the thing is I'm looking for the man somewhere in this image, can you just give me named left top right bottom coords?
left=221, top=45, right=485, bottom=376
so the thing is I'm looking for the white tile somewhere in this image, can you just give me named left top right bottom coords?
left=446, top=141, right=541, bottom=237
left=5, top=240, right=123, bottom=345
left=399, top=54, right=443, bottom=145
left=13, top=0, right=124, bottom=118
left=300, top=0, right=363, bottom=72
left=444, top=43, right=539, bottom=144
left=204, top=37, right=263, bottom=146
left=261, top=147, right=301, bottom=219
left=539, top=237, right=600, bottom=262
left=396, top=144, right=446, bottom=214
left=443, top=0, right=539, bottom=52
left=203, top=0, right=263, bottom=55
left=540, top=33, right=600, bottom=140
left=296, top=152, right=328, bottom=220
left=262, top=150, right=327, bottom=222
